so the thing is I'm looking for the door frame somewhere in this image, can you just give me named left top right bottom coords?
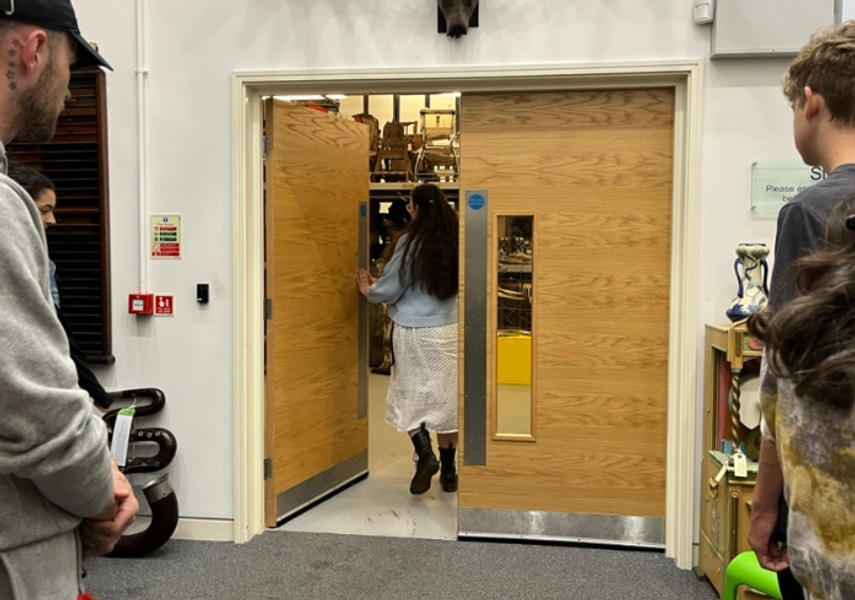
left=231, top=61, right=704, bottom=570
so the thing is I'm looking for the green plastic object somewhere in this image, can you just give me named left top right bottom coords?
left=723, top=552, right=783, bottom=600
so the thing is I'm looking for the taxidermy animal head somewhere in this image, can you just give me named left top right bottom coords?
left=439, top=0, right=478, bottom=38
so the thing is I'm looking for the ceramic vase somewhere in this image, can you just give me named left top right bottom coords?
left=726, top=243, right=770, bottom=322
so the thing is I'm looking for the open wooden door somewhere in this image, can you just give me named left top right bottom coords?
left=264, top=100, right=370, bottom=527
left=459, top=89, right=675, bottom=546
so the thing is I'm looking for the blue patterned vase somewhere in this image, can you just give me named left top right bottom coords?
left=726, top=243, right=770, bottom=322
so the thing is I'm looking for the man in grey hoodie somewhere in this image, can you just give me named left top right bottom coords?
left=0, top=2, right=139, bottom=598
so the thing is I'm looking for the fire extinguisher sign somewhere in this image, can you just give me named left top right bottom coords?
left=151, top=214, right=182, bottom=259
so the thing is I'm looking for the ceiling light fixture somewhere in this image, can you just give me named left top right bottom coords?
left=273, top=95, right=325, bottom=101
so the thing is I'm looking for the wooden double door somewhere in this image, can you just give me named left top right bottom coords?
left=264, top=89, right=675, bottom=544
left=458, top=89, right=674, bottom=545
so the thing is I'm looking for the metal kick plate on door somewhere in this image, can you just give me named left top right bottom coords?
left=459, top=509, right=665, bottom=548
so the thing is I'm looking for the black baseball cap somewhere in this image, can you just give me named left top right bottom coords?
left=0, top=0, right=111, bottom=70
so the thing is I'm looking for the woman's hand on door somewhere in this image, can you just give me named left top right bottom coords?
left=357, top=269, right=376, bottom=297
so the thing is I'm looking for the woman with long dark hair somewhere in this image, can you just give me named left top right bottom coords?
left=7, top=163, right=114, bottom=412
left=748, top=196, right=855, bottom=600
left=358, top=183, right=459, bottom=495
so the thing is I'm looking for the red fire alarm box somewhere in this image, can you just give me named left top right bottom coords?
left=129, top=293, right=154, bottom=316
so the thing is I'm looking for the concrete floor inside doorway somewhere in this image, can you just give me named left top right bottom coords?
left=275, top=373, right=458, bottom=540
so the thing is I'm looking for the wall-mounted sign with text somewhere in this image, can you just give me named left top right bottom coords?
left=151, top=214, right=182, bottom=259
left=751, top=161, right=825, bottom=220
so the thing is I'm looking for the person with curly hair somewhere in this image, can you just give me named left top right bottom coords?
left=749, top=195, right=855, bottom=600
left=748, top=21, right=855, bottom=600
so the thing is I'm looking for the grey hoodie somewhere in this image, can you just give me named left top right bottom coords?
left=0, top=144, right=114, bottom=598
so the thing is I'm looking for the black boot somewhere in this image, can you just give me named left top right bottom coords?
left=439, top=445, right=458, bottom=493
left=409, top=425, right=439, bottom=495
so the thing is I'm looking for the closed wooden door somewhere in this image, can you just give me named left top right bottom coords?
left=264, top=100, right=370, bottom=527
left=459, top=89, right=675, bottom=546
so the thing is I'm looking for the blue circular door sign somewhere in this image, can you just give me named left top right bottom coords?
left=359, top=205, right=367, bottom=217
left=468, top=194, right=485, bottom=211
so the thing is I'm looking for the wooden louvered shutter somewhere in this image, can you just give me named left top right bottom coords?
left=8, top=68, right=114, bottom=363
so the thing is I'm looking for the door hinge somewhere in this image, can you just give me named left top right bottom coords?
left=264, top=458, right=273, bottom=480
left=263, top=135, right=272, bottom=159
left=264, top=298, right=273, bottom=321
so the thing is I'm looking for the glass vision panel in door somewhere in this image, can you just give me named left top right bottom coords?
left=495, top=216, right=534, bottom=439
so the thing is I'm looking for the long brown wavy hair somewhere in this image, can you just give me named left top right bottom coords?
left=394, top=184, right=459, bottom=300
left=748, top=195, right=855, bottom=409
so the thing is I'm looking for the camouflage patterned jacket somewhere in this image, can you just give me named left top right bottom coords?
left=760, top=358, right=855, bottom=600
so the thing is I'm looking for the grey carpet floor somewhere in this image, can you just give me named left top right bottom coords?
left=86, top=532, right=717, bottom=600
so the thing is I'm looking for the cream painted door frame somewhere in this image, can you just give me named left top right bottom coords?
left=231, top=62, right=704, bottom=569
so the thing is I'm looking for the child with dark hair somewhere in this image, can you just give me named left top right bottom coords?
left=749, top=196, right=855, bottom=600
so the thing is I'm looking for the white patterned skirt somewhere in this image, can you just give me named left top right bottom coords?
left=386, top=323, right=459, bottom=434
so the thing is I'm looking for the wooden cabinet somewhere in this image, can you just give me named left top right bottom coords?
left=700, top=454, right=760, bottom=599
left=700, top=324, right=764, bottom=598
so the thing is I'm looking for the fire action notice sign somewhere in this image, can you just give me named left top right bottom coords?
left=151, top=214, right=182, bottom=259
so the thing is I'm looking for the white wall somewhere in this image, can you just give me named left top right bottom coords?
left=70, top=0, right=829, bottom=537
